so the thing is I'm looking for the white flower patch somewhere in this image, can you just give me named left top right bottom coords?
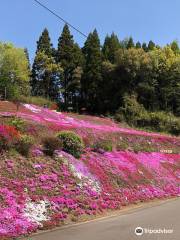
left=69, top=164, right=101, bottom=193
left=23, top=199, right=51, bottom=226
left=24, top=104, right=41, bottom=113
left=55, top=150, right=101, bottom=193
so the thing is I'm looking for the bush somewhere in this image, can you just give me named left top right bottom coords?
left=57, top=131, right=84, bottom=158
left=93, top=139, right=113, bottom=152
left=8, top=117, right=25, bottom=131
left=114, top=95, right=180, bottom=136
left=0, top=125, right=20, bottom=151
left=115, top=94, right=147, bottom=126
left=169, top=120, right=180, bottom=136
left=116, top=141, right=129, bottom=151
left=16, top=135, right=34, bottom=156
left=146, top=112, right=180, bottom=135
left=42, top=136, right=62, bottom=156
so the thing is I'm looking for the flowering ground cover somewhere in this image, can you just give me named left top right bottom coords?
left=0, top=102, right=179, bottom=153
left=0, top=101, right=179, bottom=239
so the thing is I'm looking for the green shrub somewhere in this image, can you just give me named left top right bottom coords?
left=146, top=112, right=180, bottom=134
left=57, top=131, right=84, bottom=158
left=8, top=117, right=25, bottom=131
left=116, top=141, right=129, bottom=151
left=16, top=135, right=34, bottom=156
left=133, top=144, right=155, bottom=153
left=114, top=95, right=180, bottom=136
left=115, top=94, right=147, bottom=126
left=42, top=136, right=62, bottom=156
left=169, top=119, right=180, bottom=136
left=93, top=139, right=113, bottom=152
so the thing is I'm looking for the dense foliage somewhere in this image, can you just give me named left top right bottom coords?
left=42, top=136, right=62, bottom=156
left=57, top=131, right=84, bottom=158
left=15, top=134, right=34, bottom=157
left=0, top=26, right=179, bottom=133
left=0, top=42, right=30, bottom=100
left=30, top=26, right=180, bottom=116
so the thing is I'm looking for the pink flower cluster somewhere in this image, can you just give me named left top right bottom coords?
left=1, top=103, right=178, bottom=140
left=0, top=150, right=178, bottom=238
left=0, top=103, right=179, bottom=238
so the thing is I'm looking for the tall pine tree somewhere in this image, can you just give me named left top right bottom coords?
left=142, top=42, right=148, bottom=52
left=127, top=37, right=135, bottom=49
left=24, top=48, right=31, bottom=70
left=56, top=24, right=83, bottom=110
left=31, top=28, right=60, bottom=100
left=102, top=33, right=120, bottom=63
left=135, top=41, right=141, bottom=49
left=36, top=28, right=52, bottom=56
left=148, top=40, right=155, bottom=51
left=82, top=29, right=102, bottom=112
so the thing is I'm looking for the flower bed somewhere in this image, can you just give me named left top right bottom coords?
left=0, top=102, right=179, bottom=238
left=0, top=150, right=179, bottom=238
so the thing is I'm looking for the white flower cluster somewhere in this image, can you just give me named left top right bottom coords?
left=23, top=199, right=51, bottom=226
left=24, top=104, right=41, bottom=113
left=55, top=151, right=101, bottom=193
left=69, top=164, right=101, bottom=193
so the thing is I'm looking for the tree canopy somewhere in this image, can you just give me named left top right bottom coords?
left=0, top=42, right=30, bottom=100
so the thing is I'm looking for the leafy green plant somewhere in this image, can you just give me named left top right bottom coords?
left=115, top=95, right=180, bottom=136
left=169, top=120, right=180, bottom=136
left=57, top=131, right=84, bottom=158
left=115, top=94, right=147, bottom=126
left=93, top=139, right=113, bottom=152
left=116, top=141, right=129, bottom=151
left=42, top=136, right=62, bottom=156
left=16, top=135, right=34, bottom=157
left=8, top=117, right=25, bottom=131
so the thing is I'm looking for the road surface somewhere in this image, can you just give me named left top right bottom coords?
left=26, top=198, right=180, bottom=240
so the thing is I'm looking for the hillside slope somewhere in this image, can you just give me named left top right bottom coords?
left=0, top=101, right=179, bottom=239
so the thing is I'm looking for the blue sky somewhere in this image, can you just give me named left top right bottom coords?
left=0, top=0, right=180, bottom=61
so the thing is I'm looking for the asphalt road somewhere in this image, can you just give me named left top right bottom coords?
left=27, top=198, right=180, bottom=240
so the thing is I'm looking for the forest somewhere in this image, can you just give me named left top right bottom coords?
left=0, top=24, right=180, bottom=134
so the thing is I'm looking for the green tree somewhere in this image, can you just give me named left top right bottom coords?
left=36, top=28, right=53, bottom=56
left=102, top=33, right=120, bottom=63
left=0, top=42, right=30, bottom=100
left=127, top=37, right=134, bottom=49
left=149, top=46, right=179, bottom=113
left=67, top=43, right=84, bottom=111
left=24, top=48, right=31, bottom=70
left=82, top=29, right=102, bottom=112
left=114, top=48, right=157, bottom=111
left=148, top=40, right=155, bottom=51
left=100, top=61, right=116, bottom=112
left=142, top=42, right=148, bottom=52
left=170, top=40, right=179, bottom=54
left=31, top=28, right=54, bottom=96
left=119, top=38, right=129, bottom=49
left=136, top=41, right=141, bottom=49
left=32, top=51, right=62, bottom=100
left=56, top=24, right=83, bottom=110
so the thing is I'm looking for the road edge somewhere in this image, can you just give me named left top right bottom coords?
left=20, top=197, right=179, bottom=239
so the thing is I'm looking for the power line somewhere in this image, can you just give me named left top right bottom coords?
left=33, top=0, right=88, bottom=38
